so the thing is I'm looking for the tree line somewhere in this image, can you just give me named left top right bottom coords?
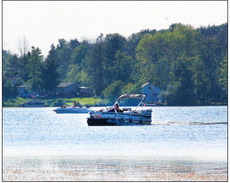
left=3, top=23, right=227, bottom=105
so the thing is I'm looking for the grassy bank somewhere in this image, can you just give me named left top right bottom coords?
left=3, top=97, right=226, bottom=107
left=3, top=97, right=102, bottom=107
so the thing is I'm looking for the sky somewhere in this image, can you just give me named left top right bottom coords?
left=3, top=1, right=227, bottom=56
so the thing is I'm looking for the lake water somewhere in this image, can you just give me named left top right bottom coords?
left=3, top=106, right=228, bottom=181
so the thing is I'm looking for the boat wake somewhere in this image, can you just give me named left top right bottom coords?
left=152, top=121, right=227, bottom=125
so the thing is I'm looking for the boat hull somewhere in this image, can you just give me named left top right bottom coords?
left=87, top=118, right=118, bottom=126
left=87, top=118, right=151, bottom=126
left=87, top=111, right=152, bottom=126
left=53, top=107, right=92, bottom=113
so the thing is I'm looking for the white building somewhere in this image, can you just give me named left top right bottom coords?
left=141, top=82, right=162, bottom=104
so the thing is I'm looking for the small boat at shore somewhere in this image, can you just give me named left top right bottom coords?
left=87, top=94, right=152, bottom=126
left=53, top=106, right=93, bottom=113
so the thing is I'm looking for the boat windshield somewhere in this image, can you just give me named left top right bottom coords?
left=116, top=94, right=146, bottom=106
left=117, top=94, right=145, bottom=100
left=118, top=97, right=143, bottom=106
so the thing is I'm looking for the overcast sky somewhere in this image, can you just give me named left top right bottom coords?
left=3, top=1, right=227, bottom=56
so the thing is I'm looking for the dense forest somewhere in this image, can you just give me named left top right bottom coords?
left=3, top=23, right=227, bottom=105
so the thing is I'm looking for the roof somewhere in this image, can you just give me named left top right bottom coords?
left=4, top=76, right=20, bottom=80
left=18, top=84, right=30, bottom=88
left=79, top=86, right=90, bottom=89
left=57, top=82, right=74, bottom=88
left=141, top=82, right=161, bottom=91
left=117, top=94, right=146, bottom=101
left=141, top=82, right=150, bottom=88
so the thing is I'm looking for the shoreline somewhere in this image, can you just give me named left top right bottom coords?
left=3, top=104, right=228, bottom=107
left=3, top=155, right=227, bottom=181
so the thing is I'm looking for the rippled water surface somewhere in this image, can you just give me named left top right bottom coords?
left=3, top=106, right=228, bottom=181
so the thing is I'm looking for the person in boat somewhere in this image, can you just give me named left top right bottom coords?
left=109, top=103, right=123, bottom=112
left=73, top=101, right=82, bottom=108
left=73, top=101, right=78, bottom=108
left=61, top=101, right=67, bottom=108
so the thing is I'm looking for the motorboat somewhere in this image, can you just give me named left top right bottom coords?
left=53, top=106, right=93, bottom=113
left=87, top=94, right=152, bottom=126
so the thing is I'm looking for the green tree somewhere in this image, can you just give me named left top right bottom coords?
left=86, top=33, right=105, bottom=96
left=69, top=39, right=80, bottom=50
left=191, top=56, right=210, bottom=104
left=102, top=80, right=124, bottom=101
left=127, top=29, right=156, bottom=58
left=3, top=79, right=18, bottom=98
left=112, top=51, right=133, bottom=82
left=27, top=47, right=44, bottom=93
left=121, top=82, right=139, bottom=94
left=18, top=53, right=31, bottom=82
left=3, top=50, right=13, bottom=77
left=3, top=53, right=20, bottom=77
left=198, top=37, right=222, bottom=102
left=66, top=64, right=81, bottom=83
left=161, top=81, right=181, bottom=105
left=42, top=44, right=60, bottom=92
left=103, top=33, right=127, bottom=86
left=219, top=55, right=227, bottom=89
left=171, top=57, right=196, bottom=105
left=219, top=55, right=228, bottom=102
left=56, top=39, right=72, bottom=81
left=135, top=24, right=212, bottom=105
left=70, top=40, right=89, bottom=66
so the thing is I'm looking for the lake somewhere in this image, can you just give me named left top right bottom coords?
left=3, top=106, right=228, bottom=181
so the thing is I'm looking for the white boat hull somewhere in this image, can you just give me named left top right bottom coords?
left=53, top=107, right=92, bottom=113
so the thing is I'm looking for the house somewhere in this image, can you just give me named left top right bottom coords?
left=78, top=87, right=92, bottom=97
left=141, top=82, right=162, bottom=104
left=4, top=76, right=20, bottom=86
left=56, top=83, right=93, bottom=97
left=56, top=82, right=77, bottom=97
left=17, top=82, right=92, bottom=98
left=17, top=84, right=31, bottom=97
left=17, top=84, right=43, bottom=98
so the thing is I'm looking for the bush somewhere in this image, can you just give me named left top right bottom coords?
left=161, top=81, right=197, bottom=106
